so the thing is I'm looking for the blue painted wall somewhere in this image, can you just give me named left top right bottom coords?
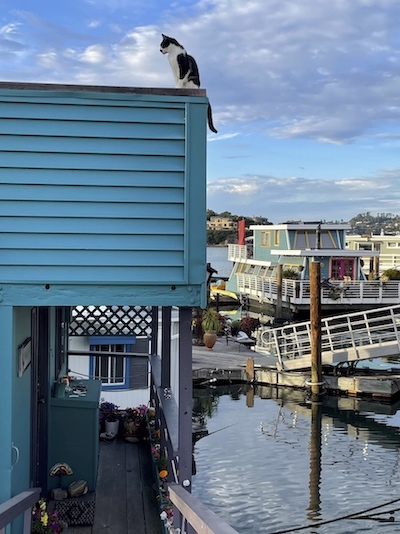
left=0, top=83, right=208, bottom=308
left=0, top=83, right=209, bottom=525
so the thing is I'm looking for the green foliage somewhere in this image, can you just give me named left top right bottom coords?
left=206, top=211, right=271, bottom=245
left=349, top=212, right=400, bottom=235
left=381, top=268, right=400, bottom=280
left=282, top=269, right=299, bottom=280
left=230, top=320, right=241, bottom=336
left=201, top=308, right=222, bottom=333
left=207, top=229, right=235, bottom=245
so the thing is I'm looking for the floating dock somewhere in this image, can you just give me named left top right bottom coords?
left=192, top=338, right=400, bottom=400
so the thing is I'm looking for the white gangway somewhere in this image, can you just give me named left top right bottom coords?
left=259, top=305, right=400, bottom=371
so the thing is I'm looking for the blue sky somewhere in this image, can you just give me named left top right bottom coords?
left=1, top=0, right=400, bottom=223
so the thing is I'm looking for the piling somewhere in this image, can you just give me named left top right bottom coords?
left=310, top=262, right=322, bottom=399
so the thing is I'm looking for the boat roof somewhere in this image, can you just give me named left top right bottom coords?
left=250, top=222, right=351, bottom=231
left=270, top=249, right=379, bottom=257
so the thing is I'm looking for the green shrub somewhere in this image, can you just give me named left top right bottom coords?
left=281, top=268, right=299, bottom=280
left=381, top=268, right=400, bottom=280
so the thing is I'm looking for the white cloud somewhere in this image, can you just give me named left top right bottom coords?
left=2, top=0, right=399, bottom=145
left=1, top=0, right=400, bottom=220
left=207, top=170, right=400, bottom=222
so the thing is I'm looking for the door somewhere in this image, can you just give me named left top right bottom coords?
left=31, top=307, right=49, bottom=493
left=330, top=258, right=355, bottom=280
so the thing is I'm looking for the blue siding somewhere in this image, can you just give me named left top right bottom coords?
left=0, top=84, right=207, bottom=306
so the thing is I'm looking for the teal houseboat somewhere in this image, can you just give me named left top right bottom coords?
left=225, top=221, right=400, bottom=317
left=0, top=82, right=208, bottom=532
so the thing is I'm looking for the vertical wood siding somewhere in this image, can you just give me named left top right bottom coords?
left=0, top=87, right=207, bottom=304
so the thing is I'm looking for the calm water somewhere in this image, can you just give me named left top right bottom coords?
left=207, top=246, right=231, bottom=279
left=192, top=385, right=400, bottom=533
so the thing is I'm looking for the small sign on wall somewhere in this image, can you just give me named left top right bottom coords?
left=18, top=337, right=32, bottom=377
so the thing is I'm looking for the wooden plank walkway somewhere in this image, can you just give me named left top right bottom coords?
left=192, top=337, right=277, bottom=383
left=63, top=440, right=162, bottom=534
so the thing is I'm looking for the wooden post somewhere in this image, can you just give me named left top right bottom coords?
left=310, top=262, right=322, bottom=399
left=276, top=264, right=282, bottom=323
left=246, top=358, right=254, bottom=382
left=374, top=256, right=379, bottom=279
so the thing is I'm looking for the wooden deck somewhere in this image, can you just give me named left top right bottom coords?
left=63, top=440, right=162, bottom=534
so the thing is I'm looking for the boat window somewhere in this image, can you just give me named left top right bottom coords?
left=260, top=231, right=271, bottom=247
left=259, top=266, right=267, bottom=276
left=294, top=231, right=307, bottom=248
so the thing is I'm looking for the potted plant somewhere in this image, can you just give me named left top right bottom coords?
left=239, top=316, right=260, bottom=337
left=122, top=405, right=148, bottom=441
left=32, top=498, right=66, bottom=533
left=192, top=308, right=204, bottom=345
left=201, top=308, right=221, bottom=349
left=100, top=401, right=120, bottom=435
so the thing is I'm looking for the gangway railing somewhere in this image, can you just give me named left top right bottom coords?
left=259, top=305, right=400, bottom=371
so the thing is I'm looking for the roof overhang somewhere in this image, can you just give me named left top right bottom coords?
left=270, top=249, right=379, bottom=258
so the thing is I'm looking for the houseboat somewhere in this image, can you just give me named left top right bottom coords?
left=346, top=232, right=400, bottom=275
left=225, top=221, right=400, bottom=318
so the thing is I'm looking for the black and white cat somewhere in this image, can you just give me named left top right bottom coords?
left=160, top=34, right=217, bottom=133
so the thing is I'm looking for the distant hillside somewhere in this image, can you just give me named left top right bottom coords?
left=206, top=210, right=400, bottom=245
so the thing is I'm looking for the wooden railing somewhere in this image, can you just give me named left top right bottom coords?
left=168, top=484, right=239, bottom=534
left=0, top=488, right=41, bottom=534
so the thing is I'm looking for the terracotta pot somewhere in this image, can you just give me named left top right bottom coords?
left=203, top=331, right=217, bottom=350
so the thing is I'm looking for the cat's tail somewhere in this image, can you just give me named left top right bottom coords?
left=207, top=103, right=218, bottom=133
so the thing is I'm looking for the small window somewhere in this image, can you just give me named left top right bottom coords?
left=261, top=231, right=271, bottom=247
left=92, top=344, right=127, bottom=387
left=89, top=339, right=149, bottom=390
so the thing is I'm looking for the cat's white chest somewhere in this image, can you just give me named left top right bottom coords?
left=167, top=52, right=181, bottom=85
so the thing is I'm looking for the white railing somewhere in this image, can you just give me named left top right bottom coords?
left=228, top=244, right=248, bottom=262
left=236, top=275, right=400, bottom=307
left=259, top=305, right=400, bottom=371
left=168, top=483, right=239, bottom=533
left=0, top=488, right=41, bottom=534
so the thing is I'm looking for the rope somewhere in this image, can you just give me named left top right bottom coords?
left=269, top=497, right=400, bottom=534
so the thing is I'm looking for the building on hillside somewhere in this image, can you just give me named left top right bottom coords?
left=207, top=216, right=238, bottom=230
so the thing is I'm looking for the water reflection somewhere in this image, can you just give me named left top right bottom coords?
left=307, top=401, right=322, bottom=522
left=192, top=385, right=400, bottom=533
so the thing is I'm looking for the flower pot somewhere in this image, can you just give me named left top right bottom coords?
left=105, top=420, right=119, bottom=435
left=203, top=331, right=217, bottom=350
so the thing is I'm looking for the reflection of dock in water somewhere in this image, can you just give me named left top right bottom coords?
left=257, top=385, right=400, bottom=451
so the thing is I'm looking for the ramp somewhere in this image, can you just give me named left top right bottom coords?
left=259, top=305, right=400, bottom=371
